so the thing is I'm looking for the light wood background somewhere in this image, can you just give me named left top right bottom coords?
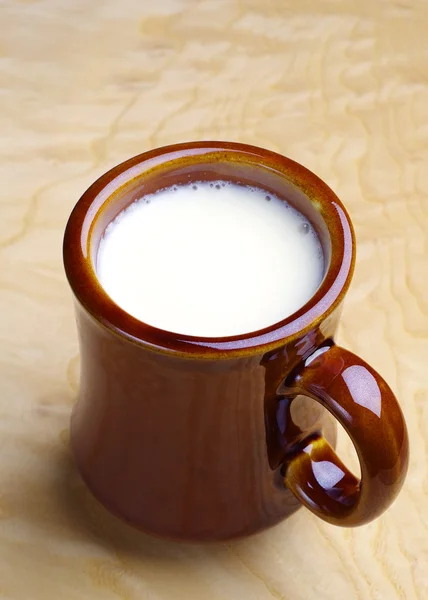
left=1, top=1, right=427, bottom=598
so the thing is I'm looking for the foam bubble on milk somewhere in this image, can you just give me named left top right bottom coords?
left=97, top=181, right=325, bottom=337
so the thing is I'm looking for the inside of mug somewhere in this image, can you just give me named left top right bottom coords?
left=88, top=157, right=332, bottom=280
left=64, top=144, right=354, bottom=350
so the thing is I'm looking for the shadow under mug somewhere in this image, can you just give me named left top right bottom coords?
left=63, top=141, right=408, bottom=541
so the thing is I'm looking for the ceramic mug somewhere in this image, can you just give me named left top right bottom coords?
left=63, top=142, right=408, bottom=541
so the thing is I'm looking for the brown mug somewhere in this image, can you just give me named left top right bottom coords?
left=63, top=141, right=408, bottom=541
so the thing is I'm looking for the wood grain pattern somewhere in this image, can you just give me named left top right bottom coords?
left=0, top=0, right=427, bottom=598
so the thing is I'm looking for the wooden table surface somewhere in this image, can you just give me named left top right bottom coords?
left=1, top=1, right=427, bottom=598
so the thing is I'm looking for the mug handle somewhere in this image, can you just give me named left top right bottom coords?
left=282, top=344, right=409, bottom=526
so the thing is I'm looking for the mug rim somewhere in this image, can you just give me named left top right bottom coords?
left=63, top=141, right=355, bottom=358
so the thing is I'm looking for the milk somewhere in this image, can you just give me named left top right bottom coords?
left=97, top=181, right=324, bottom=337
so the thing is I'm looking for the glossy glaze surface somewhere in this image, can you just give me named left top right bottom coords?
left=64, top=142, right=408, bottom=539
left=71, top=304, right=338, bottom=540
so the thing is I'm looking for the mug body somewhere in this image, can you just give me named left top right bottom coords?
left=64, top=142, right=355, bottom=540
left=71, top=303, right=340, bottom=540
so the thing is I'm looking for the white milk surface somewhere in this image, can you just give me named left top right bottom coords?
left=96, top=181, right=324, bottom=337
